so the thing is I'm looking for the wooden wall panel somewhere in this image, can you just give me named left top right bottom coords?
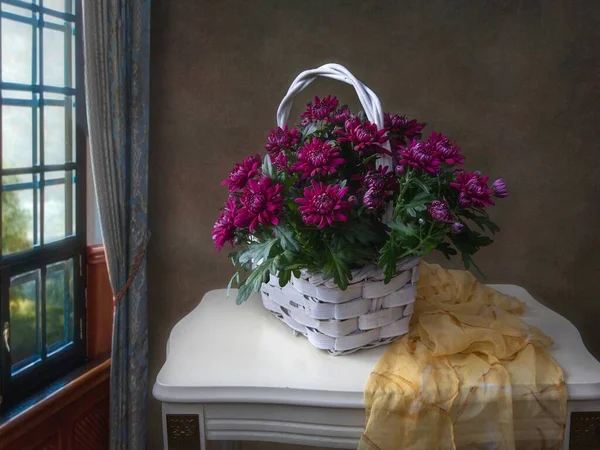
left=87, top=245, right=114, bottom=359
left=0, top=358, right=110, bottom=450
left=71, top=399, right=109, bottom=450
left=32, top=435, right=60, bottom=450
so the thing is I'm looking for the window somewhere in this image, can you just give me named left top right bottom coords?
left=0, top=0, right=85, bottom=408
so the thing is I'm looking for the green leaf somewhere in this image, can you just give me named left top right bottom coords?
left=236, top=282, right=254, bottom=305
left=401, top=190, right=433, bottom=218
left=388, top=220, right=419, bottom=238
left=301, top=122, right=318, bottom=138
left=378, top=238, right=397, bottom=283
left=236, top=258, right=274, bottom=304
left=274, top=225, right=300, bottom=252
left=239, top=238, right=279, bottom=265
left=278, top=269, right=292, bottom=287
left=458, top=210, right=500, bottom=235
left=436, top=242, right=457, bottom=260
left=413, top=177, right=432, bottom=194
left=323, top=245, right=351, bottom=290
left=461, top=251, right=471, bottom=269
left=261, top=154, right=278, bottom=180
left=226, top=270, right=240, bottom=298
left=478, top=216, right=501, bottom=234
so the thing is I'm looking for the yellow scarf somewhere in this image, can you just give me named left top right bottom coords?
left=360, top=262, right=567, bottom=450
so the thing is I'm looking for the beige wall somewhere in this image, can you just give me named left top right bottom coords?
left=148, top=1, right=600, bottom=447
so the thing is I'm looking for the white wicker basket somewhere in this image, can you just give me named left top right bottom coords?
left=261, top=257, right=420, bottom=355
left=261, top=63, right=418, bottom=355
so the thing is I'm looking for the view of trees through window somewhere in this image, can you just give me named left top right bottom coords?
left=4, top=181, right=74, bottom=368
left=0, top=0, right=83, bottom=399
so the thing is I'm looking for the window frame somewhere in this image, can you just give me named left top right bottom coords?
left=0, top=0, right=86, bottom=409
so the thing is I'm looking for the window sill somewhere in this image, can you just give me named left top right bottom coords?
left=0, top=355, right=110, bottom=444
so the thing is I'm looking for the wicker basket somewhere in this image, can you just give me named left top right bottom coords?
left=261, top=257, right=420, bottom=355
left=261, top=64, right=418, bottom=355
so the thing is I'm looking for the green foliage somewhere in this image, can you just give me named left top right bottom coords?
left=10, top=276, right=71, bottom=365
left=450, top=225, right=493, bottom=274
left=3, top=180, right=72, bottom=365
left=236, top=257, right=277, bottom=305
left=2, top=180, right=32, bottom=254
left=273, top=225, right=300, bottom=252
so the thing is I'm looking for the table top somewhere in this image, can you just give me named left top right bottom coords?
left=153, top=285, right=600, bottom=408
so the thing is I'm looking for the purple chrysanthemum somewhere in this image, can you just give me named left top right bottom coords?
left=335, top=118, right=390, bottom=156
left=331, top=106, right=353, bottom=127
left=428, top=132, right=465, bottom=166
left=363, top=187, right=385, bottom=210
left=452, top=222, right=466, bottom=234
left=300, top=95, right=339, bottom=122
left=363, top=166, right=398, bottom=193
left=221, top=154, right=261, bottom=192
left=289, top=138, right=345, bottom=179
left=492, top=178, right=508, bottom=198
left=234, top=177, right=284, bottom=232
left=356, top=167, right=398, bottom=210
left=295, top=181, right=350, bottom=228
left=212, top=196, right=238, bottom=251
left=397, top=139, right=441, bottom=174
left=272, top=152, right=288, bottom=171
left=428, top=200, right=453, bottom=223
left=450, top=171, right=495, bottom=208
left=265, top=125, right=301, bottom=156
left=384, top=113, right=426, bottom=150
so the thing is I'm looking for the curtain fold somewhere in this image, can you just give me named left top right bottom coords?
left=82, top=1, right=151, bottom=449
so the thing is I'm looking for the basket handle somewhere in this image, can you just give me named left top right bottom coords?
left=277, top=63, right=383, bottom=128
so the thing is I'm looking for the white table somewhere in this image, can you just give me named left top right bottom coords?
left=153, top=286, right=600, bottom=450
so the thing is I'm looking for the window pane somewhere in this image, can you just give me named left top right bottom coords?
left=1, top=18, right=33, bottom=84
left=1, top=4, right=33, bottom=18
left=42, top=26, right=66, bottom=87
left=2, top=104, right=34, bottom=169
left=44, top=15, right=65, bottom=26
left=2, top=179, right=37, bottom=253
left=44, top=0, right=66, bottom=12
left=43, top=100, right=74, bottom=164
left=44, top=170, right=74, bottom=243
left=46, top=258, right=74, bottom=352
left=2, top=89, right=33, bottom=100
left=10, top=269, right=42, bottom=371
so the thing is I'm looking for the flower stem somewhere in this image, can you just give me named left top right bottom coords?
left=393, top=168, right=413, bottom=220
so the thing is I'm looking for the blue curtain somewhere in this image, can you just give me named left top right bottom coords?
left=82, top=1, right=151, bottom=449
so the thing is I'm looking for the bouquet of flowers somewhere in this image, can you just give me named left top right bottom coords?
left=212, top=96, right=508, bottom=302
left=213, top=93, right=507, bottom=305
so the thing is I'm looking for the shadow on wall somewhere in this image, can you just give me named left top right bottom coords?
left=147, top=1, right=600, bottom=449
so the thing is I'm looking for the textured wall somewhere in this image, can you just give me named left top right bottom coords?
left=148, top=1, right=600, bottom=447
